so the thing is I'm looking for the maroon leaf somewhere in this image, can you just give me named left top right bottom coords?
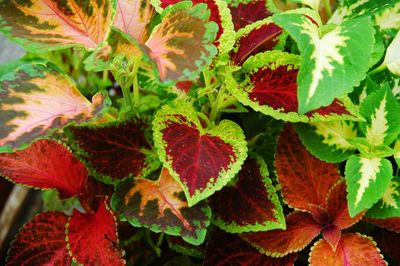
left=228, top=0, right=273, bottom=31
left=0, top=139, right=87, bottom=199
left=322, top=225, right=341, bottom=251
left=230, top=22, right=283, bottom=65
left=7, top=212, right=71, bottom=266
left=241, top=211, right=323, bottom=257
left=209, top=156, right=284, bottom=232
left=204, top=230, right=297, bottom=266
left=365, top=217, right=400, bottom=233
left=67, top=120, right=155, bottom=183
left=275, top=125, right=340, bottom=212
left=309, top=233, right=386, bottom=266
left=67, top=199, right=125, bottom=265
left=373, top=228, right=400, bottom=262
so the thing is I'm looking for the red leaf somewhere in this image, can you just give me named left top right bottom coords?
left=365, top=217, right=400, bottom=233
left=0, top=139, right=87, bottom=199
left=326, top=181, right=364, bottom=230
left=7, top=212, right=71, bottom=266
left=241, top=211, right=322, bottom=256
left=309, top=233, right=386, bottom=266
left=204, top=230, right=297, bottom=266
left=275, top=125, right=340, bottom=212
left=373, top=228, right=400, bottom=262
left=322, top=225, right=341, bottom=251
left=231, top=23, right=283, bottom=65
left=68, top=120, right=154, bottom=182
left=67, top=199, right=125, bottom=265
left=209, top=156, right=284, bottom=232
left=229, top=0, right=273, bottom=31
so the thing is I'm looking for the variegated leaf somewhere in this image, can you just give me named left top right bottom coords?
left=0, top=0, right=115, bottom=51
left=360, top=85, right=400, bottom=147
left=0, top=63, right=107, bottom=151
left=114, top=0, right=155, bottom=43
left=272, top=12, right=374, bottom=113
left=394, top=139, right=400, bottom=168
left=144, top=2, right=218, bottom=83
left=382, top=31, right=400, bottom=76
left=290, top=0, right=320, bottom=11
left=112, top=168, right=211, bottom=245
left=228, top=51, right=359, bottom=122
left=152, top=100, right=248, bottom=206
left=367, top=176, right=400, bottom=219
left=345, top=155, right=393, bottom=217
left=295, top=121, right=357, bottom=163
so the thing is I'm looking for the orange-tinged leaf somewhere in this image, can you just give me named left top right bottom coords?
left=0, top=63, right=107, bottom=150
left=114, top=0, right=155, bottom=43
left=112, top=168, right=211, bottom=245
left=309, top=233, right=386, bottom=266
left=365, top=217, right=400, bottom=233
left=0, top=0, right=115, bottom=51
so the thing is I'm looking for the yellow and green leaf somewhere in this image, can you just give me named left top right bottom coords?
left=345, top=155, right=393, bottom=217
left=272, top=11, right=374, bottom=113
left=0, top=0, right=115, bottom=51
left=367, top=176, right=400, bottom=219
left=0, top=62, right=108, bottom=151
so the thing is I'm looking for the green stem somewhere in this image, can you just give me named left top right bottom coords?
left=209, top=86, right=227, bottom=122
left=132, top=54, right=143, bottom=114
left=368, top=63, right=387, bottom=76
left=122, top=84, right=134, bottom=110
left=146, top=230, right=161, bottom=257
left=323, top=0, right=332, bottom=18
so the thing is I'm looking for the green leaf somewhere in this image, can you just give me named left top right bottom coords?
left=394, top=139, right=400, bottom=168
left=367, top=176, right=400, bottom=219
left=295, top=121, right=357, bottom=163
left=272, top=11, right=375, bottom=113
left=360, top=85, right=400, bottom=146
left=345, top=155, right=393, bottom=217
left=0, top=0, right=115, bottom=51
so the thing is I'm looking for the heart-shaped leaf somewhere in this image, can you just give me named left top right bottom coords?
left=241, top=211, right=323, bottom=257
left=153, top=100, right=247, bottom=206
left=0, top=139, right=87, bottom=199
left=143, top=2, right=218, bottom=83
left=275, top=125, right=340, bottom=212
left=0, top=0, right=114, bottom=51
left=272, top=12, right=374, bottom=113
left=367, top=176, right=400, bottom=219
left=112, top=168, right=211, bottom=245
left=66, top=120, right=159, bottom=184
left=7, top=212, right=71, bottom=265
left=0, top=63, right=107, bottom=151
left=209, top=155, right=285, bottom=233
left=230, top=19, right=284, bottom=65
left=66, top=199, right=125, bottom=265
left=309, top=233, right=386, bottom=266
left=228, top=0, right=275, bottom=31
left=114, top=0, right=155, bottom=43
left=345, top=155, right=393, bottom=217
left=228, top=51, right=359, bottom=122
left=295, top=121, right=357, bottom=163
left=204, top=230, right=297, bottom=266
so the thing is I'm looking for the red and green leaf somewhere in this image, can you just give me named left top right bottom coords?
left=241, top=211, right=322, bottom=257
left=114, top=0, right=155, bottom=43
left=66, top=120, right=159, bottom=184
left=209, top=156, right=285, bottom=233
left=0, top=0, right=115, bottom=51
left=0, top=139, right=87, bottom=199
left=111, top=168, right=211, bottom=245
left=228, top=0, right=275, bottom=31
left=228, top=51, right=359, bottom=122
left=204, top=230, right=297, bottom=266
left=275, top=125, right=340, bottom=212
left=152, top=100, right=248, bottom=206
left=365, top=217, right=400, bottom=233
left=230, top=19, right=285, bottom=65
left=143, top=2, right=218, bottom=83
left=6, top=212, right=71, bottom=265
left=309, top=233, right=386, bottom=266
left=0, top=63, right=108, bottom=151
left=66, top=199, right=125, bottom=265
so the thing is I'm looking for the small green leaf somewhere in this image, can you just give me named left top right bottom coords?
left=345, top=155, right=393, bottom=217
left=295, top=121, right=357, bottom=163
left=272, top=11, right=374, bottom=113
left=367, top=176, right=400, bottom=219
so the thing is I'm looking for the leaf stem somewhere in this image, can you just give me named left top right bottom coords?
left=132, top=54, right=143, bottom=114
left=145, top=230, right=162, bottom=257
left=323, top=0, right=332, bottom=18
left=368, top=63, right=387, bottom=76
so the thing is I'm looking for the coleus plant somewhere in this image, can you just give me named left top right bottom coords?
left=0, top=0, right=400, bottom=265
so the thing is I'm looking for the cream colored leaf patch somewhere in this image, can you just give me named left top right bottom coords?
left=383, top=31, right=400, bottom=76
left=365, top=94, right=388, bottom=146
left=313, top=121, right=357, bottom=150
left=375, top=2, right=400, bottom=30
left=356, top=158, right=381, bottom=206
